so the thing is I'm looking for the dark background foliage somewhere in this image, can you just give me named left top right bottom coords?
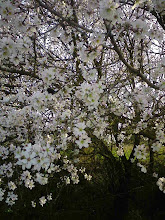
left=1, top=153, right=165, bottom=220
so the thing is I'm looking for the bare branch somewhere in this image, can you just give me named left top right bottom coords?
left=0, top=66, right=40, bottom=79
left=35, top=0, right=93, bottom=33
left=105, top=24, right=160, bottom=90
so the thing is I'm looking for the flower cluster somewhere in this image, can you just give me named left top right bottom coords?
left=73, top=122, right=91, bottom=149
left=157, top=177, right=165, bottom=193
left=75, top=82, right=105, bottom=110
left=134, top=144, right=147, bottom=160
left=99, top=0, right=121, bottom=24
left=137, top=163, right=147, bottom=173
left=0, top=141, right=90, bottom=206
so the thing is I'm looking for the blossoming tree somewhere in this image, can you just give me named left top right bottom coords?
left=0, top=0, right=165, bottom=208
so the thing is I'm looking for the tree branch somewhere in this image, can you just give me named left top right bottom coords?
left=35, top=0, right=93, bottom=33
left=105, top=24, right=160, bottom=90
left=0, top=66, right=40, bottom=79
